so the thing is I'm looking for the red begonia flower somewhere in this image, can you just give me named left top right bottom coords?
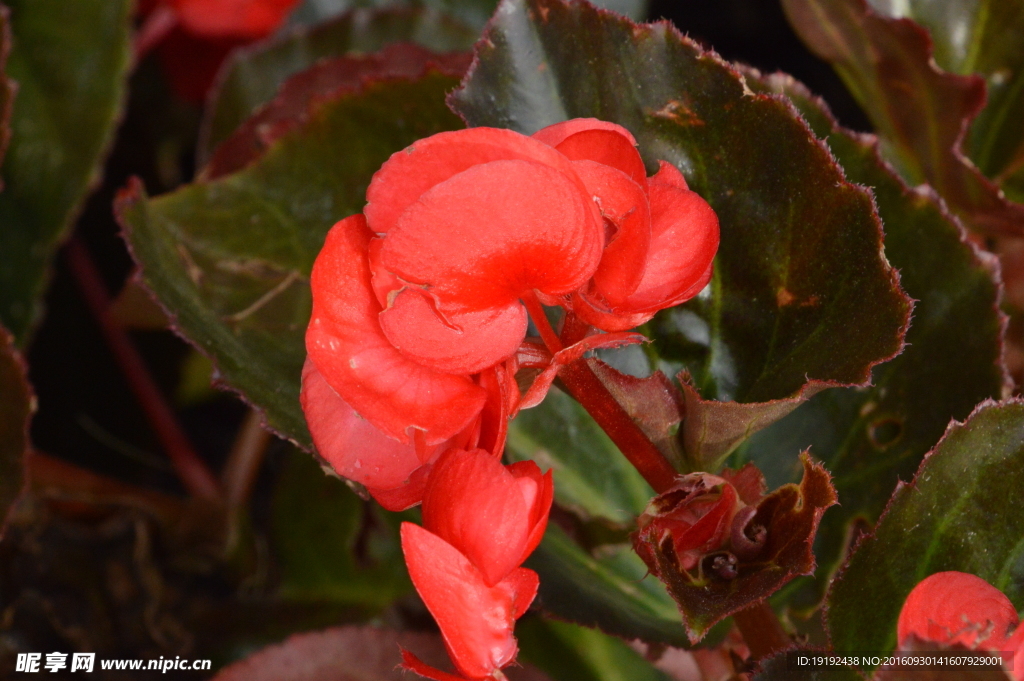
left=897, top=571, right=1024, bottom=674
left=171, top=0, right=300, bottom=39
left=530, top=120, right=720, bottom=332
left=401, top=448, right=552, bottom=679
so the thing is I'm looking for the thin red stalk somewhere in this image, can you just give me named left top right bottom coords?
left=522, top=295, right=678, bottom=493
left=732, top=602, right=791, bottom=660
left=65, top=236, right=222, bottom=501
left=222, top=408, right=271, bottom=509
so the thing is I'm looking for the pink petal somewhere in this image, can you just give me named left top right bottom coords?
left=306, top=215, right=486, bottom=444
left=300, top=358, right=421, bottom=490
left=571, top=159, right=651, bottom=305
left=378, top=288, right=527, bottom=375
left=365, top=127, right=595, bottom=236
left=380, top=160, right=603, bottom=312
left=898, top=572, right=1021, bottom=651
left=400, top=523, right=521, bottom=679
left=421, top=449, right=531, bottom=587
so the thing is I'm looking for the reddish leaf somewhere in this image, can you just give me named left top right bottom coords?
left=782, top=0, right=1024, bottom=236
left=203, top=43, right=471, bottom=179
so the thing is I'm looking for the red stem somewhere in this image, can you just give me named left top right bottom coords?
left=65, top=236, right=222, bottom=501
left=732, top=602, right=791, bottom=660
left=522, top=295, right=678, bottom=494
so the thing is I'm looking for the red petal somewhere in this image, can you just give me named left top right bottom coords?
left=898, top=572, right=1021, bottom=650
left=571, top=160, right=651, bottom=304
left=380, top=159, right=602, bottom=312
left=569, top=297, right=655, bottom=332
left=173, top=0, right=300, bottom=39
left=400, top=650, right=470, bottom=681
left=378, top=289, right=527, bottom=375
left=619, top=167, right=719, bottom=311
left=421, top=449, right=531, bottom=586
left=367, top=463, right=434, bottom=512
left=532, top=118, right=638, bottom=148
left=401, top=523, right=520, bottom=678
left=300, top=358, right=421, bottom=490
left=504, top=567, right=541, bottom=620
left=506, top=462, right=553, bottom=564
left=649, top=159, right=689, bottom=190
left=306, top=215, right=486, bottom=444
left=365, top=127, right=596, bottom=236
left=553, top=130, right=648, bottom=192
left=475, top=362, right=518, bottom=457
left=672, top=483, right=737, bottom=554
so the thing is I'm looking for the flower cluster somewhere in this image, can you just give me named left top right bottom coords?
left=302, top=118, right=719, bottom=678
left=895, top=571, right=1023, bottom=677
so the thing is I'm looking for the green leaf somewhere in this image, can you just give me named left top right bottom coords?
left=863, top=0, right=1024, bottom=196
left=517, top=617, right=670, bottom=681
left=752, top=653, right=863, bottom=681
left=117, top=71, right=465, bottom=445
left=781, top=0, right=1024, bottom=235
left=270, top=448, right=411, bottom=606
left=450, top=0, right=911, bottom=468
left=738, top=71, right=1006, bottom=611
left=826, top=400, right=1024, bottom=663
left=524, top=525, right=689, bottom=648
left=0, top=0, right=132, bottom=342
left=507, top=386, right=655, bottom=526
left=200, top=7, right=477, bottom=161
left=0, top=325, right=31, bottom=535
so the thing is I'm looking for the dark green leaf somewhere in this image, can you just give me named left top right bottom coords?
left=450, top=0, right=911, bottom=468
left=826, top=400, right=1024, bottom=663
left=0, top=5, right=12, bottom=173
left=0, top=0, right=132, bottom=342
left=753, top=653, right=863, bottom=681
left=507, top=386, right=655, bottom=526
left=781, top=0, right=1024, bottom=235
left=517, top=617, right=670, bottom=681
left=738, top=72, right=1006, bottom=612
left=270, top=448, right=411, bottom=606
left=200, top=7, right=477, bottom=161
left=524, top=525, right=689, bottom=648
left=0, top=325, right=31, bottom=536
left=117, top=72, right=465, bottom=445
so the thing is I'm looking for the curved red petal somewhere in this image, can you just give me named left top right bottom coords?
left=365, top=127, right=595, bottom=236
left=620, top=172, right=719, bottom=312
left=898, top=572, right=1021, bottom=650
left=571, top=160, right=651, bottom=304
left=506, top=462, right=553, bottom=564
left=378, top=289, right=527, bottom=375
left=532, top=118, right=638, bottom=148
left=569, top=295, right=655, bottom=332
left=672, top=483, right=736, bottom=554
left=650, top=159, right=689, bottom=191
left=421, top=449, right=531, bottom=587
left=504, top=567, right=541, bottom=621
left=173, top=0, right=299, bottom=38
left=400, top=650, right=470, bottom=681
left=367, top=462, right=435, bottom=512
left=380, top=160, right=603, bottom=312
left=552, top=129, right=648, bottom=191
left=300, top=358, right=421, bottom=490
left=401, top=523, right=519, bottom=679
left=306, top=215, right=486, bottom=444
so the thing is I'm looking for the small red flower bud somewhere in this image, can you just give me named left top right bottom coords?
left=896, top=571, right=1024, bottom=676
left=633, top=466, right=766, bottom=581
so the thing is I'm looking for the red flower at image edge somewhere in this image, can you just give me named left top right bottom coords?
left=302, top=119, right=719, bottom=510
left=137, top=0, right=302, bottom=101
left=896, top=571, right=1024, bottom=677
left=399, top=448, right=553, bottom=680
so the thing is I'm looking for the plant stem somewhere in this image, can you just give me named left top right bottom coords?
left=521, top=295, right=678, bottom=493
left=65, top=236, right=222, bottom=501
left=732, top=601, right=791, bottom=660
